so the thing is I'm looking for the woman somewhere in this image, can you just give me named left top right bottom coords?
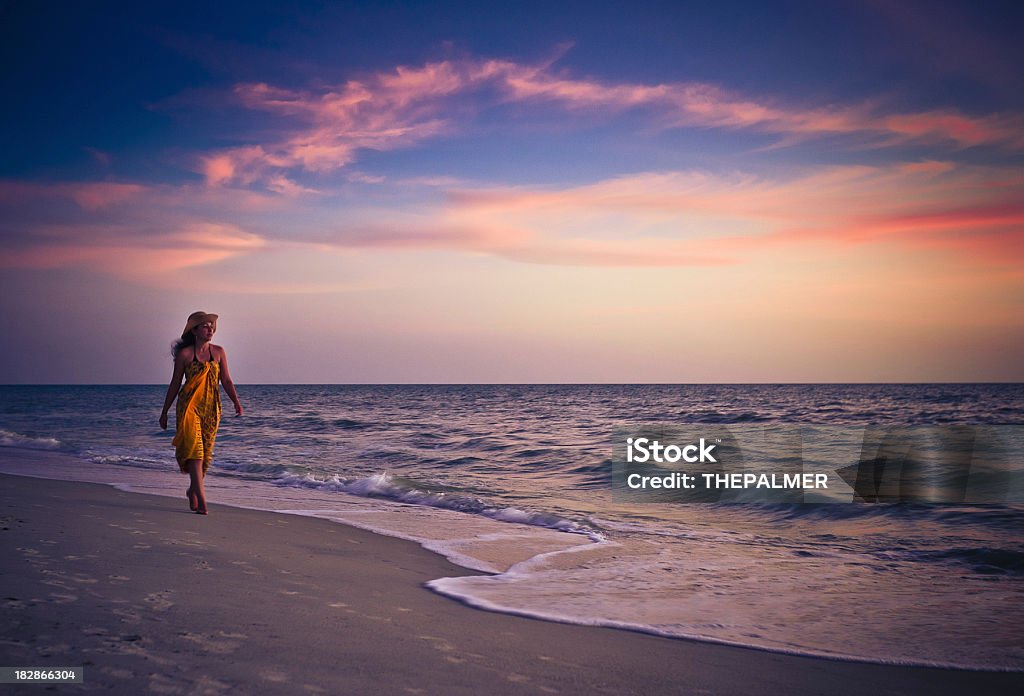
left=159, top=311, right=243, bottom=515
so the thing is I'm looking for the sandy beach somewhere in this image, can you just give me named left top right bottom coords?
left=1, top=472, right=1021, bottom=695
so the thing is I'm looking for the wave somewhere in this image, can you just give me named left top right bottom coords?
left=919, top=547, right=1024, bottom=576
left=215, top=459, right=301, bottom=478
left=748, top=501, right=1024, bottom=528
left=426, top=573, right=1023, bottom=672
left=87, top=453, right=166, bottom=470
left=0, top=429, right=62, bottom=451
left=273, top=470, right=603, bottom=540
left=677, top=410, right=772, bottom=423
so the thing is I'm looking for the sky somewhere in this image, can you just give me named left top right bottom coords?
left=1, top=0, right=1022, bottom=384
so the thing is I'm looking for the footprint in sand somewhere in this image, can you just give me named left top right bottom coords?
left=69, top=574, right=98, bottom=585
left=147, top=672, right=184, bottom=695
left=417, top=635, right=457, bottom=653
left=144, top=591, right=174, bottom=611
left=259, top=669, right=289, bottom=683
left=36, top=642, right=72, bottom=657
left=112, top=608, right=141, bottom=623
left=100, top=667, right=135, bottom=680
left=228, top=560, right=259, bottom=576
left=178, top=630, right=247, bottom=655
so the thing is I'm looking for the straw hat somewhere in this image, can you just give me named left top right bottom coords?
left=181, top=311, right=218, bottom=339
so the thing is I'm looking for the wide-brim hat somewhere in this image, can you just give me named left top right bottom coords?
left=181, top=311, right=218, bottom=339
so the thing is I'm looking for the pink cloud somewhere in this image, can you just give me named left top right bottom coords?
left=0, top=181, right=146, bottom=210
left=0, top=220, right=266, bottom=278
left=881, top=112, right=1024, bottom=149
left=202, top=154, right=238, bottom=186
left=68, top=182, right=147, bottom=211
left=303, top=217, right=731, bottom=267
left=501, top=67, right=1024, bottom=149
left=195, top=55, right=1024, bottom=190
left=204, top=66, right=473, bottom=187
left=433, top=163, right=1024, bottom=267
left=3, top=161, right=1019, bottom=279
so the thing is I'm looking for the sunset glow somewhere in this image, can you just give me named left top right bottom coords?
left=1, top=1, right=1021, bottom=383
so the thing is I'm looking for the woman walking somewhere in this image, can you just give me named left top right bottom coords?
left=159, top=311, right=243, bottom=514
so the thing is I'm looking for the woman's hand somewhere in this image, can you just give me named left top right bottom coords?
left=234, top=403, right=244, bottom=417
left=159, top=412, right=168, bottom=430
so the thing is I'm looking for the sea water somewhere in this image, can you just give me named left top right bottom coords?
left=1, top=384, right=1022, bottom=670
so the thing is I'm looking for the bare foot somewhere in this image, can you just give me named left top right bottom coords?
left=186, top=487, right=198, bottom=512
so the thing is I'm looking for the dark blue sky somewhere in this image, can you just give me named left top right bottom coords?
left=4, top=0, right=1022, bottom=179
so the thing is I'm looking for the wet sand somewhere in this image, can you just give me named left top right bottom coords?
left=1, top=472, right=1021, bottom=694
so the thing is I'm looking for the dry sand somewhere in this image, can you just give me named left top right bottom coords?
left=1, top=472, right=1021, bottom=695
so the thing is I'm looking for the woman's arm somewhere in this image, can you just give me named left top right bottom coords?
left=159, top=349, right=190, bottom=429
left=217, top=346, right=244, bottom=416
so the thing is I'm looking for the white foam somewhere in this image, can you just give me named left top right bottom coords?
left=0, top=448, right=591, bottom=577
left=0, top=429, right=62, bottom=450
left=3, top=447, right=1021, bottom=672
left=270, top=469, right=603, bottom=540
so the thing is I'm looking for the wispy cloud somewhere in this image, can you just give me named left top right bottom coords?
left=0, top=181, right=147, bottom=211
left=195, top=54, right=1024, bottom=188
left=424, top=162, right=1024, bottom=267
left=4, top=48, right=1021, bottom=284
left=0, top=221, right=265, bottom=278
left=3, top=160, right=1020, bottom=278
left=0, top=179, right=268, bottom=279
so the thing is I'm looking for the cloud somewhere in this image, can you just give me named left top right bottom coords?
left=194, top=54, right=1024, bottom=189
left=4, top=159, right=1019, bottom=280
left=499, top=64, right=1024, bottom=149
left=0, top=189, right=267, bottom=279
left=83, top=147, right=111, bottom=167
left=0, top=181, right=146, bottom=211
left=425, top=163, right=1024, bottom=267
left=200, top=68, right=466, bottom=187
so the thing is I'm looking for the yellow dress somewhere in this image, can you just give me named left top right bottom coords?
left=172, top=357, right=222, bottom=474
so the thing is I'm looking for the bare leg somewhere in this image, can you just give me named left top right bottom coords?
left=187, top=460, right=207, bottom=514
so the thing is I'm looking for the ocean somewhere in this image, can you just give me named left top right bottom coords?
left=1, top=383, right=1022, bottom=670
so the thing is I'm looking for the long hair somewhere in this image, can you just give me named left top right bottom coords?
left=172, top=332, right=197, bottom=359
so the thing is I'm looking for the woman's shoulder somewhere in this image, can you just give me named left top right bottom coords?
left=211, top=344, right=227, bottom=360
left=177, top=344, right=196, bottom=361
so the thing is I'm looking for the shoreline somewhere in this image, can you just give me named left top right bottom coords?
left=2, top=445, right=1022, bottom=673
left=2, top=472, right=1022, bottom=694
